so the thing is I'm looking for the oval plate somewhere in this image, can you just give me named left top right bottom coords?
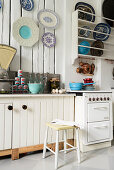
left=42, top=32, right=56, bottom=48
left=75, top=2, right=95, bottom=22
left=93, top=23, right=111, bottom=41
left=20, top=0, right=34, bottom=11
left=37, top=9, right=60, bottom=29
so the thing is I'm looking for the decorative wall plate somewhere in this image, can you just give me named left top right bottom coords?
left=13, top=17, right=39, bottom=47
left=90, top=40, right=104, bottom=56
left=93, top=23, right=111, bottom=41
left=102, top=0, right=114, bottom=27
left=0, top=0, right=2, bottom=9
left=78, top=26, right=91, bottom=38
left=0, top=44, right=16, bottom=70
left=37, top=9, right=59, bottom=29
left=78, top=41, right=90, bottom=55
left=75, top=2, right=95, bottom=22
left=20, top=0, right=34, bottom=11
left=42, top=32, right=56, bottom=48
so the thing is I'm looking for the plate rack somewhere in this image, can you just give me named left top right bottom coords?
left=72, top=9, right=114, bottom=64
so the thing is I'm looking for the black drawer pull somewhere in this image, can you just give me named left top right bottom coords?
left=8, top=105, right=13, bottom=110
left=22, top=105, right=27, bottom=110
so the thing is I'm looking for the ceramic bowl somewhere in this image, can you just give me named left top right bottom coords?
left=69, top=83, right=83, bottom=90
left=28, top=83, right=41, bottom=94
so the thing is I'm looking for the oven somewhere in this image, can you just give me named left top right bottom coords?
left=75, top=92, right=113, bottom=146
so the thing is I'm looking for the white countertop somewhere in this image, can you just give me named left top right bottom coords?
left=67, top=89, right=112, bottom=93
left=0, top=93, right=76, bottom=98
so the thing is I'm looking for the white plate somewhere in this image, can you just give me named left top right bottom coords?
left=13, top=17, right=39, bottom=47
left=37, top=9, right=60, bottom=29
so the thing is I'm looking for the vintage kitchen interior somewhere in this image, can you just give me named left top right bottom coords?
left=0, top=0, right=114, bottom=170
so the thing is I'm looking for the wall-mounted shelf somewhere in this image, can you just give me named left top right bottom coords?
left=72, top=9, right=114, bottom=64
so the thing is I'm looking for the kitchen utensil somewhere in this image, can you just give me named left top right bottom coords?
left=78, top=41, right=90, bottom=55
left=69, top=83, right=83, bottom=90
left=28, top=83, right=41, bottom=94
left=90, top=40, right=104, bottom=56
left=75, top=2, right=95, bottom=22
left=79, top=26, right=91, bottom=38
left=102, top=0, right=114, bottom=27
left=37, top=9, right=60, bottom=29
left=93, top=23, right=111, bottom=41
left=20, top=0, right=34, bottom=11
left=42, top=32, right=56, bottom=48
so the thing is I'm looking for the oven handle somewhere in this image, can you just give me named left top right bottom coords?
left=93, top=107, right=108, bottom=111
left=94, top=125, right=108, bottom=129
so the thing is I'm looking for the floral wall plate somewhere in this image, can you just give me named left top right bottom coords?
left=20, top=0, right=34, bottom=11
left=13, top=17, right=39, bottom=47
left=42, top=32, right=56, bottom=48
left=37, top=9, right=60, bottom=29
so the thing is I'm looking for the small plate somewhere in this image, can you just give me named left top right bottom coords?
left=90, top=40, right=104, bottom=56
left=42, top=32, right=56, bottom=48
left=20, top=0, right=34, bottom=11
left=93, top=23, right=111, bottom=41
left=79, top=26, right=91, bottom=38
left=78, top=41, right=90, bottom=55
left=75, top=2, right=95, bottom=22
left=37, top=9, right=59, bottom=29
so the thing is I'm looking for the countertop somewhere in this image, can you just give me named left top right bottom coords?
left=0, top=93, right=76, bottom=98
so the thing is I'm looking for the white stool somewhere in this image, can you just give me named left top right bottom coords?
left=43, top=123, right=81, bottom=169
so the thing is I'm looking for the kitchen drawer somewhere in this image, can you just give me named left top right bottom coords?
left=88, top=103, right=110, bottom=122
left=88, top=121, right=110, bottom=143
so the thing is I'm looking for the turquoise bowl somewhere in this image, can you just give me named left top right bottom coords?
left=28, top=83, right=41, bottom=94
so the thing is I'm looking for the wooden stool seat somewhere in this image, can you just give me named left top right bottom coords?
left=43, top=122, right=81, bottom=169
left=46, top=123, right=78, bottom=130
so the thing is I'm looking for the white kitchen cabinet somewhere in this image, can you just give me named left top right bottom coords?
left=12, top=96, right=74, bottom=149
left=0, top=103, right=13, bottom=150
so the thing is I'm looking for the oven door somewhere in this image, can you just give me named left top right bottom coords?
left=88, top=103, right=110, bottom=123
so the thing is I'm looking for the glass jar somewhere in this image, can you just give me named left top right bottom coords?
left=50, top=78, right=60, bottom=91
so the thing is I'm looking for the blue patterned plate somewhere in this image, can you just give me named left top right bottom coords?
left=75, top=2, right=95, bottom=22
left=20, top=0, right=34, bottom=11
left=42, top=32, right=56, bottom=48
left=93, top=23, right=111, bottom=41
left=37, top=9, right=59, bottom=29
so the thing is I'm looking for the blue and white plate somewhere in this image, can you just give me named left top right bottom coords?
left=42, top=32, right=56, bottom=48
left=37, top=9, right=60, bottom=29
left=0, top=0, right=2, bottom=9
left=79, top=26, right=91, bottom=38
left=75, top=2, right=95, bottom=22
left=20, top=0, right=34, bottom=11
left=93, top=23, right=111, bottom=41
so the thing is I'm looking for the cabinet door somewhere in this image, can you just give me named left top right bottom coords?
left=0, top=103, right=12, bottom=150
left=12, top=98, right=41, bottom=148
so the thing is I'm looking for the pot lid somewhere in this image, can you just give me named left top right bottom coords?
left=0, top=44, right=17, bottom=70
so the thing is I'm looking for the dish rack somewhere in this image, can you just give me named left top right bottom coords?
left=72, top=9, right=114, bottom=64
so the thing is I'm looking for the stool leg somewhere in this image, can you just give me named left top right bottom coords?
left=64, top=130, right=67, bottom=154
left=43, top=126, right=48, bottom=159
left=55, top=130, right=59, bottom=169
left=76, top=128, right=81, bottom=163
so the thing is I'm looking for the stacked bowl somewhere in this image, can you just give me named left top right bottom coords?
left=83, top=78, right=95, bottom=91
left=69, top=83, right=83, bottom=91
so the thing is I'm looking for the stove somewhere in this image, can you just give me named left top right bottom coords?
left=73, top=91, right=113, bottom=152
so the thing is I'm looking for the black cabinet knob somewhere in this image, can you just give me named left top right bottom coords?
left=8, top=105, right=13, bottom=110
left=22, top=105, right=27, bottom=110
